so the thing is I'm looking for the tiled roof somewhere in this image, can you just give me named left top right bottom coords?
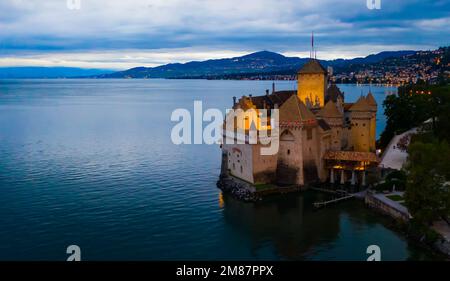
left=298, top=59, right=327, bottom=74
left=349, top=96, right=371, bottom=111
left=318, top=119, right=331, bottom=131
left=318, top=100, right=343, bottom=118
left=279, top=95, right=317, bottom=123
left=323, top=150, right=378, bottom=162
left=325, top=84, right=344, bottom=103
left=237, top=90, right=296, bottom=109
left=365, top=92, right=377, bottom=106
left=268, top=91, right=296, bottom=106
left=343, top=103, right=354, bottom=111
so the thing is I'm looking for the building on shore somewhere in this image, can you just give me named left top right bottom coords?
left=221, top=54, right=379, bottom=188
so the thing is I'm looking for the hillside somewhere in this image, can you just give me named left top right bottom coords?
left=93, top=50, right=415, bottom=79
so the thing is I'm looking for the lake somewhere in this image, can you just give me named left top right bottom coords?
left=0, top=79, right=437, bottom=260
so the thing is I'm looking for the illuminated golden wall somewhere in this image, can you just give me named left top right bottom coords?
left=369, top=115, right=376, bottom=152
left=349, top=118, right=371, bottom=152
left=297, top=73, right=326, bottom=108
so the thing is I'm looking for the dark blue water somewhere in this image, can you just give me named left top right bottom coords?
left=0, top=79, right=435, bottom=260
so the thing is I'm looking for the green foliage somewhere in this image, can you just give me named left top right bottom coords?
left=404, top=140, right=450, bottom=225
left=379, top=87, right=433, bottom=148
left=410, top=132, right=435, bottom=144
left=378, top=67, right=450, bottom=231
left=373, top=181, right=390, bottom=192
left=386, top=194, right=404, bottom=201
left=366, top=172, right=379, bottom=186
left=386, top=170, right=407, bottom=191
left=379, top=83, right=450, bottom=148
left=408, top=219, right=441, bottom=244
left=432, top=84, right=450, bottom=141
left=254, top=183, right=276, bottom=191
left=386, top=170, right=407, bottom=182
left=373, top=170, right=407, bottom=192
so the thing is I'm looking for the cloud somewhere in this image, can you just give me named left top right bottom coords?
left=0, top=0, right=448, bottom=68
left=0, top=49, right=250, bottom=69
left=414, top=17, right=450, bottom=31
left=1, top=42, right=435, bottom=70
left=284, top=43, right=432, bottom=60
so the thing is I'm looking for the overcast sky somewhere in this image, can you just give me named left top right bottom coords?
left=0, top=0, right=449, bottom=70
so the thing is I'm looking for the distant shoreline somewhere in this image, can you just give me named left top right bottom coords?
left=0, top=77, right=400, bottom=86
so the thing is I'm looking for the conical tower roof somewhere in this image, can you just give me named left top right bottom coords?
left=319, top=100, right=343, bottom=118
left=365, top=92, right=377, bottom=106
left=280, top=95, right=316, bottom=122
left=326, top=84, right=344, bottom=103
left=349, top=96, right=371, bottom=111
left=298, top=59, right=327, bottom=74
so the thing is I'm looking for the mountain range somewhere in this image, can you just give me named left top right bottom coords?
left=92, top=50, right=416, bottom=79
left=0, top=50, right=416, bottom=79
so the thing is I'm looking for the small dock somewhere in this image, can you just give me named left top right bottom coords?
left=313, top=194, right=354, bottom=208
left=310, top=187, right=348, bottom=195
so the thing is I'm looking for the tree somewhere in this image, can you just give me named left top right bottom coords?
left=404, top=140, right=450, bottom=225
left=432, top=84, right=450, bottom=141
left=378, top=82, right=450, bottom=149
left=379, top=87, right=433, bottom=148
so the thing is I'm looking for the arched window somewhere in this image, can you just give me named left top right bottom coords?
left=287, top=149, right=291, bottom=155
left=240, top=166, right=243, bottom=173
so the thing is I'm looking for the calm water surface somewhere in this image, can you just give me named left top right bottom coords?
left=0, top=79, right=436, bottom=260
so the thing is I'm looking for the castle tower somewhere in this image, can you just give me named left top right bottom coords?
left=325, top=84, right=345, bottom=113
left=348, top=96, right=374, bottom=152
left=318, top=100, right=344, bottom=151
left=297, top=60, right=327, bottom=109
left=277, top=95, right=308, bottom=186
left=365, top=92, right=378, bottom=152
left=297, top=32, right=327, bottom=109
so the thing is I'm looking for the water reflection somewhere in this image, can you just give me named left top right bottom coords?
left=222, top=192, right=341, bottom=259
left=221, top=191, right=440, bottom=261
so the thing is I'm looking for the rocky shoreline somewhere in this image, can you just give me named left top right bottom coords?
left=217, top=174, right=302, bottom=202
left=216, top=175, right=260, bottom=202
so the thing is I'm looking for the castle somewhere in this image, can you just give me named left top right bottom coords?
left=221, top=58, right=379, bottom=188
